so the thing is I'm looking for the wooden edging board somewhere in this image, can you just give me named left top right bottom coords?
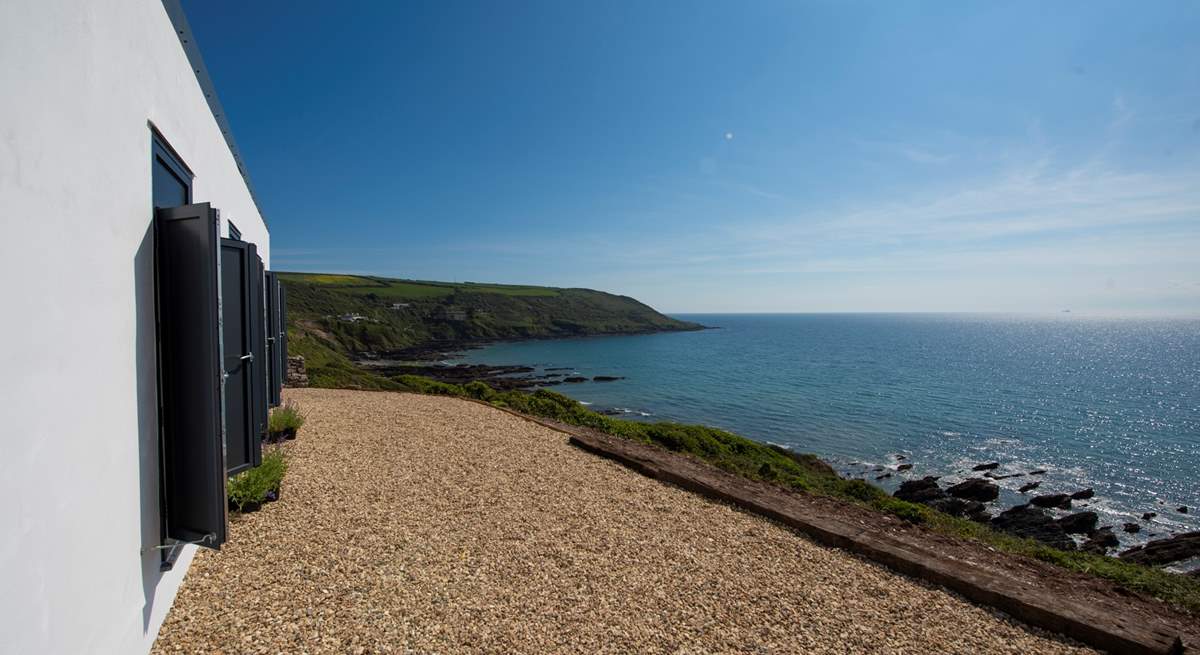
left=471, top=400, right=1187, bottom=655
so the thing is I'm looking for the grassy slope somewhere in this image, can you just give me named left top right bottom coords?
left=397, top=376, right=1200, bottom=615
left=280, top=272, right=701, bottom=390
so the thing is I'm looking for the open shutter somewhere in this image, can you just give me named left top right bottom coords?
left=267, top=268, right=283, bottom=403
left=278, top=282, right=288, bottom=380
left=265, top=272, right=280, bottom=407
left=220, top=239, right=261, bottom=475
left=155, top=203, right=227, bottom=549
left=250, top=250, right=268, bottom=463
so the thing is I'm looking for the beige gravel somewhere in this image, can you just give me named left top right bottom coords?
left=154, top=388, right=1096, bottom=654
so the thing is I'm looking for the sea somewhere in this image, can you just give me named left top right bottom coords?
left=456, top=313, right=1200, bottom=552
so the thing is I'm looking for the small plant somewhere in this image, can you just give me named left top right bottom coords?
left=268, top=401, right=306, bottom=441
left=227, top=448, right=288, bottom=512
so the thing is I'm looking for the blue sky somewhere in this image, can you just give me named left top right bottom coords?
left=184, top=1, right=1200, bottom=314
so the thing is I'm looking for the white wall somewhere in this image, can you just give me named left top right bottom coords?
left=0, top=1, right=268, bottom=653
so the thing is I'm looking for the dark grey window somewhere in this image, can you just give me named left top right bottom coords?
left=152, top=135, right=192, bottom=209
left=228, top=221, right=242, bottom=241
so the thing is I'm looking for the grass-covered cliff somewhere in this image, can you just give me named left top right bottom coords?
left=279, top=272, right=702, bottom=389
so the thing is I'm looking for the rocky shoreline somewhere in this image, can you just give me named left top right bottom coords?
left=355, top=340, right=634, bottom=393
left=878, top=460, right=1198, bottom=570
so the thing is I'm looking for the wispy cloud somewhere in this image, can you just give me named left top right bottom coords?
left=447, top=151, right=1200, bottom=291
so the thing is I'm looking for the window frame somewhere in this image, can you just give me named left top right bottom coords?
left=152, top=129, right=194, bottom=207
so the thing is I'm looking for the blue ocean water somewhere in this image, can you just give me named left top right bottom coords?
left=458, top=314, right=1200, bottom=547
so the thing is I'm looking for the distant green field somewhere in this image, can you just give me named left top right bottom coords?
left=457, top=282, right=560, bottom=297
left=279, top=272, right=560, bottom=299
left=340, top=282, right=455, bottom=299
left=280, top=273, right=378, bottom=286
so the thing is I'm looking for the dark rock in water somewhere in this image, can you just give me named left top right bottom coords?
left=927, top=498, right=989, bottom=519
left=991, top=505, right=1075, bottom=550
left=1019, top=481, right=1041, bottom=493
left=963, top=500, right=987, bottom=518
left=1119, top=532, right=1200, bottom=566
left=985, top=471, right=1023, bottom=480
left=1030, top=493, right=1072, bottom=510
left=563, top=376, right=588, bottom=383
left=1178, top=506, right=1189, bottom=514
left=767, top=446, right=838, bottom=478
left=1070, top=488, right=1095, bottom=500
left=873, top=466, right=885, bottom=472
left=947, top=478, right=1000, bottom=502
left=928, top=498, right=969, bottom=516
left=894, top=477, right=946, bottom=504
left=971, top=462, right=1000, bottom=471
left=895, top=454, right=907, bottom=461
left=1056, top=511, right=1099, bottom=535
left=1029, top=469, right=1047, bottom=475
left=1082, top=528, right=1119, bottom=555
left=968, top=509, right=992, bottom=523
left=1123, top=523, right=1141, bottom=534
left=592, top=376, right=625, bottom=382
left=896, top=463, right=913, bottom=471
left=875, top=473, right=892, bottom=480
left=1142, top=512, right=1157, bottom=520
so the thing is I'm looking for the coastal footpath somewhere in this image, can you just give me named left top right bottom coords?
left=154, top=389, right=1097, bottom=654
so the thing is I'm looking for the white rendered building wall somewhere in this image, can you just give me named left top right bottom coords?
left=0, top=1, right=268, bottom=652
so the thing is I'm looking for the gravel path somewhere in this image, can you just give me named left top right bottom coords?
left=154, top=388, right=1096, bottom=654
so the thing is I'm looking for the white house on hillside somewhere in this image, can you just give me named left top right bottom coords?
left=1, top=1, right=286, bottom=652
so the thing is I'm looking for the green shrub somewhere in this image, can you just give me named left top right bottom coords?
left=837, top=478, right=887, bottom=502
left=268, top=401, right=306, bottom=434
left=227, top=448, right=288, bottom=512
left=463, top=381, right=496, bottom=401
left=396, top=375, right=467, bottom=396
left=873, top=497, right=930, bottom=524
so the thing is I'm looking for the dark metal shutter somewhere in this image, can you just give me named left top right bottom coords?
left=265, top=272, right=281, bottom=407
left=250, top=250, right=268, bottom=462
left=278, top=282, right=288, bottom=377
left=155, top=203, right=227, bottom=549
left=220, top=239, right=260, bottom=475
